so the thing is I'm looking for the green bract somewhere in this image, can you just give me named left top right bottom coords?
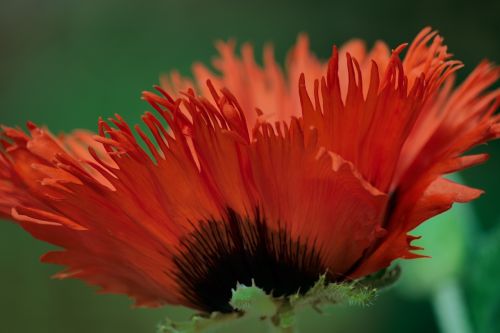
left=157, top=267, right=400, bottom=333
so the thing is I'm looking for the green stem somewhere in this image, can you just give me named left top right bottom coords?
left=431, top=279, right=473, bottom=333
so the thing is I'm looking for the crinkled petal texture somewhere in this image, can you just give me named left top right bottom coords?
left=1, top=27, right=499, bottom=310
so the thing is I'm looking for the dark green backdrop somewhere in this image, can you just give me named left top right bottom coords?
left=1, top=1, right=499, bottom=332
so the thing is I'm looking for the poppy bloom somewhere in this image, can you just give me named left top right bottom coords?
left=1, top=28, right=498, bottom=313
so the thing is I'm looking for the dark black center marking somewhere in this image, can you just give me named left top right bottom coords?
left=173, top=208, right=329, bottom=313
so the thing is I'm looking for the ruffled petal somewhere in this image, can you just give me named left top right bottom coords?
left=163, top=35, right=325, bottom=129
left=143, top=86, right=257, bottom=216
left=249, top=119, right=388, bottom=276
left=0, top=110, right=227, bottom=306
left=296, top=28, right=498, bottom=276
left=352, top=177, right=483, bottom=277
left=354, top=62, right=499, bottom=275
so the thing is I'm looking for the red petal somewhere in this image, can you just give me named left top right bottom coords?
left=249, top=119, right=388, bottom=276
left=353, top=177, right=482, bottom=277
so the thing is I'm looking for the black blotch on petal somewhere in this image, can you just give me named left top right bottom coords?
left=173, top=208, right=329, bottom=313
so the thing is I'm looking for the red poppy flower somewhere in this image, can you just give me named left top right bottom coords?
left=1, top=27, right=498, bottom=313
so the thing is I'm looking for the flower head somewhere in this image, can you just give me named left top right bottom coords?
left=1, top=28, right=498, bottom=313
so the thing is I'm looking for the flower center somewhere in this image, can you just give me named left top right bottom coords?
left=173, top=208, right=328, bottom=313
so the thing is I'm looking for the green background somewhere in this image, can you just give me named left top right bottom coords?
left=0, top=0, right=499, bottom=332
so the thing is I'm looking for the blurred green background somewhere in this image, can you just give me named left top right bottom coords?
left=0, top=0, right=499, bottom=332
